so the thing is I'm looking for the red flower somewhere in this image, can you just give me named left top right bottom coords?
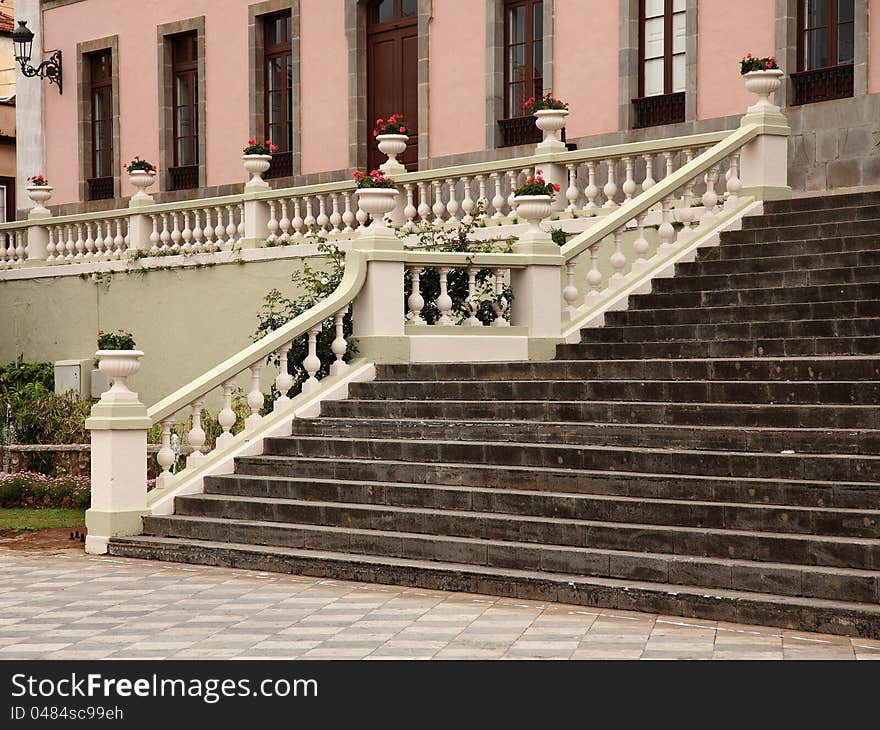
left=553, top=183, right=561, bottom=192
left=248, top=139, right=255, bottom=145
left=746, top=52, right=752, bottom=58
left=399, top=127, right=406, bottom=133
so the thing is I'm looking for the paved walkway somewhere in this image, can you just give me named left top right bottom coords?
left=1, top=550, right=879, bottom=660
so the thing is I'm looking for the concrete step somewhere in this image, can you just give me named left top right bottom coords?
left=557, top=336, right=880, bottom=359
left=348, top=378, right=880, bottom=406
left=765, top=190, right=880, bottom=213
left=202, top=475, right=880, bottom=539
left=628, top=282, right=880, bottom=310
left=650, top=265, right=880, bottom=293
left=720, top=218, right=880, bottom=245
left=702, top=234, right=880, bottom=262
left=289, top=417, right=880, bottom=455
left=679, top=249, right=880, bottom=277
left=320, top=398, right=880, bottom=430
left=262, top=435, right=880, bottom=483
left=741, top=205, right=880, bottom=228
left=108, top=537, right=880, bottom=639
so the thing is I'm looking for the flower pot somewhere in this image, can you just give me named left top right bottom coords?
left=743, top=69, right=784, bottom=113
left=243, top=153, right=272, bottom=189
left=95, top=349, right=144, bottom=402
left=377, top=133, right=409, bottom=174
left=513, top=194, right=553, bottom=241
left=26, top=185, right=53, bottom=216
left=534, top=109, right=569, bottom=150
left=355, top=187, right=400, bottom=231
left=128, top=170, right=156, bottom=205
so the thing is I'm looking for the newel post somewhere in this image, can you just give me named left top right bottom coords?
left=737, top=93, right=792, bottom=202
left=241, top=189, right=270, bottom=249
left=510, top=227, right=565, bottom=342
left=24, top=212, right=49, bottom=265
left=84, top=351, right=150, bottom=555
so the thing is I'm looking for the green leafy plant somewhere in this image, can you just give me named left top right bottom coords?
left=513, top=169, right=561, bottom=197
left=244, top=138, right=279, bottom=155
left=374, top=113, right=408, bottom=137
left=550, top=228, right=569, bottom=246
left=27, top=175, right=49, bottom=187
left=353, top=169, right=396, bottom=189
left=97, top=329, right=136, bottom=350
left=524, top=93, right=569, bottom=112
left=740, top=53, right=779, bottom=74
left=124, top=156, right=156, bottom=173
left=0, top=471, right=90, bottom=509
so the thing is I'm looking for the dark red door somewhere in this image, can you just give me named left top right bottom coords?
left=367, top=0, right=418, bottom=172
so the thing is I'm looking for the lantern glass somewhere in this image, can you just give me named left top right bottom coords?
left=12, top=21, right=34, bottom=64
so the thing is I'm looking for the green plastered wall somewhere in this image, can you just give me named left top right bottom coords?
left=0, top=258, right=323, bottom=407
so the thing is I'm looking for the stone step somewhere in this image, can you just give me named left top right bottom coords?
left=153, top=498, right=880, bottom=570
left=765, top=190, right=880, bottom=214
left=141, top=514, right=880, bottom=604
left=720, top=219, right=880, bottom=245
left=203, top=474, right=880, bottom=538
left=628, top=282, right=880, bottom=310
left=375, top=357, right=880, bottom=383
left=108, top=537, right=880, bottom=638
left=604, top=301, right=880, bottom=327
left=234, top=455, right=880, bottom=509
left=741, top=205, right=880, bottom=228
left=262, top=435, right=880, bottom=483
left=679, top=249, right=880, bottom=277
left=320, top=398, right=879, bottom=430
left=348, top=378, right=880, bottom=406
left=650, top=265, right=880, bottom=293
left=578, top=318, right=879, bottom=344
left=703, top=234, right=880, bottom=262
left=288, top=417, right=880, bottom=455
left=557, top=336, right=880, bottom=359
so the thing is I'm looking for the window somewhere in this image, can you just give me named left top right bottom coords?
left=170, top=32, right=199, bottom=190
left=499, top=0, right=543, bottom=147
left=263, top=12, right=293, bottom=179
left=633, top=0, right=686, bottom=128
left=792, top=0, right=854, bottom=105
left=87, top=50, right=114, bottom=201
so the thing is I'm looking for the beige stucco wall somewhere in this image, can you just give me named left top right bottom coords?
left=0, top=258, right=316, bottom=407
left=871, top=0, right=880, bottom=93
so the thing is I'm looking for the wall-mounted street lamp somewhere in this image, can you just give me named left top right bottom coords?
left=13, top=20, right=63, bottom=95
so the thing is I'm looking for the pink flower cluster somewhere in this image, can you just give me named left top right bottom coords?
left=352, top=169, right=396, bottom=189
left=374, top=113, right=407, bottom=137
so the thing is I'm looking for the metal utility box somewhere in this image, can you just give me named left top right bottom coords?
left=54, top=359, right=94, bottom=399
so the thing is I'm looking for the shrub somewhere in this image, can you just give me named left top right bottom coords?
left=0, top=471, right=90, bottom=509
left=97, top=329, right=136, bottom=350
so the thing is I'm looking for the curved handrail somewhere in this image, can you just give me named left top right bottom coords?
left=146, top=247, right=369, bottom=424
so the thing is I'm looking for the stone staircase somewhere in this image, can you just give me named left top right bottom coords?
left=111, top=190, right=880, bottom=638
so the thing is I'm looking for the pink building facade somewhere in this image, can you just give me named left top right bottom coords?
left=19, top=0, right=880, bottom=215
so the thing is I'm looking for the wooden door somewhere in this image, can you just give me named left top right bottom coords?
left=367, top=0, right=418, bottom=172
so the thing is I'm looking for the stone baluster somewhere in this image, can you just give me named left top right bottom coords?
left=245, top=365, right=264, bottom=430
left=156, top=215, right=169, bottom=252
left=266, top=200, right=279, bottom=243
left=277, top=199, right=291, bottom=242
left=403, top=184, right=417, bottom=230
left=237, top=204, right=246, bottom=241
left=102, top=222, right=114, bottom=259
left=170, top=212, right=182, bottom=252
left=213, top=206, right=226, bottom=246
left=316, top=196, right=330, bottom=232
left=303, top=197, right=316, bottom=231
left=114, top=220, right=126, bottom=257
left=0, top=233, right=8, bottom=267
left=507, top=171, right=518, bottom=213
left=565, top=164, right=579, bottom=212
left=342, top=192, right=355, bottom=233
left=657, top=195, right=676, bottom=253
left=216, top=381, right=237, bottom=449
left=725, top=154, right=742, bottom=209
left=583, top=161, right=599, bottom=211
left=302, top=326, right=322, bottom=393
left=677, top=149, right=697, bottom=238
left=203, top=208, right=216, bottom=251
left=64, top=224, right=75, bottom=260
left=642, top=154, right=656, bottom=192
left=192, top=210, right=204, bottom=252
left=76, top=223, right=86, bottom=258
left=15, top=231, right=24, bottom=263
left=664, top=151, right=675, bottom=180
left=355, top=202, right=369, bottom=229
left=610, top=228, right=627, bottom=282
left=330, top=307, right=350, bottom=376
left=292, top=198, right=304, bottom=238
left=562, top=260, right=579, bottom=320
left=156, top=419, right=175, bottom=487
left=622, top=157, right=637, bottom=202
left=330, top=194, right=343, bottom=234
left=186, top=398, right=206, bottom=468
left=45, top=226, right=57, bottom=262
left=603, top=159, right=618, bottom=209
left=702, top=165, right=720, bottom=223
left=225, top=205, right=237, bottom=245
left=414, top=182, right=428, bottom=223
left=407, top=267, right=426, bottom=325
left=586, top=247, right=602, bottom=296
left=85, top=222, right=96, bottom=258
left=491, top=268, right=509, bottom=327
left=179, top=211, right=192, bottom=253
left=436, top=267, right=454, bottom=325
left=491, top=172, right=506, bottom=220
left=461, top=178, right=475, bottom=225
left=632, top=212, right=650, bottom=270
left=464, top=267, right=482, bottom=326
left=274, top=343, right=294, bottom=409
left=432, top=181, right=445, bottom=223
left=445, top=179, right=460, bottom=224
left=476, top=175, right=489, bottom=220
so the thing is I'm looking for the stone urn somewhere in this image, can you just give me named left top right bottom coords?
left=128, top=170, right=156, bottom=204
left=26, top=185, right=53, bottom=216
left=242, top=153, right=272, bottom=188
left=377, top=133, right=408, bottom=174
left=743, top=69, right=784, bottom=112
left=96, top=350, right=144, bottom=402
left=513, top=194, right=553, bottom=241
left=355, top=187, right=400, bottom=231
left=534, top=109, right=569, bottom=150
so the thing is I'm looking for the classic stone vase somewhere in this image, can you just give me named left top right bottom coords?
left=743, top=69, right=784, bottom=113
left=96, top=350, right=145, bottom=402
left=534, top=109, right=569, bottom=150
left=377, top=134, right=409, bottom=174
left=242, top=154, right=273, bottom=188
left=513, top=194, right=553, bottom=241
left=355, top=187, right=400, bottom=232
left=128, top=170, right=156, bottom=204
left=26, top=185, right=53, bottom=216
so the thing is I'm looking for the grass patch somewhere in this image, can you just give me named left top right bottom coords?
left=0, top=508, right=86, bottom=531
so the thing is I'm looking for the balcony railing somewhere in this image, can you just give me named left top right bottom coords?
left=264, top=152, right=294, bottom=180
left=791, top=65, right=854, bottom=106
left=632, top=92, right=685, bottom=129
left=498, top=116, right=543, bottom=148
left=168, top=165, right=199, bottom=191
left=87, top=177, right=114, bottom=201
